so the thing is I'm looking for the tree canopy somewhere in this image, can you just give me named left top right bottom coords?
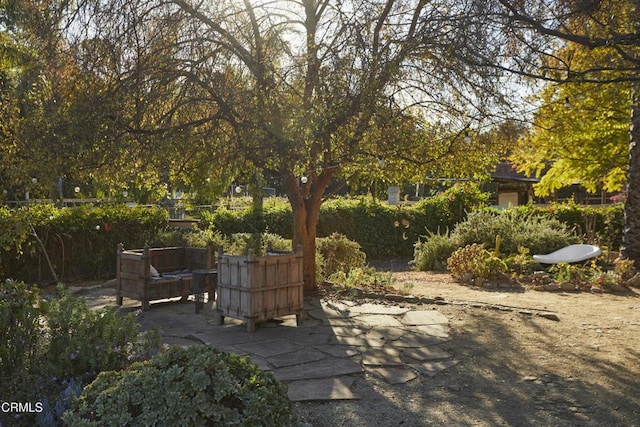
left=511, top=81, right=631, bottom=197
left=498, top=0, right=636, bottom=198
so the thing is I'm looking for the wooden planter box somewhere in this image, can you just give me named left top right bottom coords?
left=215, top=247, right=304, bottom=332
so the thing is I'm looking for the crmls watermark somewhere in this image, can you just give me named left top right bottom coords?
left=0, top=401, right=44, bottom=413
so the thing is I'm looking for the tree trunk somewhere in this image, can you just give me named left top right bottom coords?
left=251, top=170, right=263, bottom=214
left=622, top=87, right=640, bottom=266
left=291, top=201, right=320, bottom=292
left=284, top=171, right=332, bottom=292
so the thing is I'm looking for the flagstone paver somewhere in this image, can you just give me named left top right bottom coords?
left=268, top=348, right=328, bottom=368
left=234, top=339, right=301, bottom=358
left=328, top=335, right=387, bottom=347
left=365, top=326, right=406, bottom=341
left=272, top=357, right=363, bottom=381
left=362, top=348, right=404, bottom=366
left=405, top=324, right=450, bottom=338
left=401, top=310, right=449, bottom=325
left=320, top=318, right=360, bottom=326
left=393, top=331, right=450, bottom=348
left=313, top=325, right=367, bottom=336
left=313, top=344, right=360, bottom=358
left=348, top=303, right=410, bottom=315
left=358, top=314, right=405, bottom=328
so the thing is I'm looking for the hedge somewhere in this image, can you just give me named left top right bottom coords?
left=201, top=184, right=489, bottom=258
left=0, top=191, right=625, bottom=283
left=0, top=204, right=168, bottom=282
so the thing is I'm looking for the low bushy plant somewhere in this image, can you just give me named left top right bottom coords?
left=412, top=229, right=458, bottom=271
left=328, top=266, right=395, bottom=289
left=44, top=286, right=161, bottom=385
left=0, top=280, right=43, bottom=399
left=316, top=233, right=367, bottom=277
left=548, top=260, right=632, bottom=290
left=447, top=244, right=508, bottom=282
left=226, top=232, right=292, bottom=256
left=504, top=247, right=539, bottom=275
left=548, top=262, right=590, bottom=285
left=451, top=209, right=577, bottom=256
left=63, top=345, right=294, bottom=426
left=590, top=268, right=620, bottom=289
left=148, top=228, right=227, bottom=249
left=614, top=258, right=636, bottom=282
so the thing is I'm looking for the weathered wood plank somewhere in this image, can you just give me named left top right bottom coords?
left=215, top=249, right=304, bottom=331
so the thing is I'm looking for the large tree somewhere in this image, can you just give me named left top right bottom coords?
left=0, top=0, right=237, bottom=202
left=77, top=0, right=514, bottom=290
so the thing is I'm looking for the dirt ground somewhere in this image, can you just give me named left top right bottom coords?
left=293, top=263, right=640, bottom=427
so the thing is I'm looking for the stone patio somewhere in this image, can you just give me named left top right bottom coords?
left=82, top=285, right=458, bottom=402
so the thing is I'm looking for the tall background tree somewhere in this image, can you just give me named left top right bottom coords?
left=0, top=0, right=127, bottom=199
left=511, top=81, right=631, bottom=197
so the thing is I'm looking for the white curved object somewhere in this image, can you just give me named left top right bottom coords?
left=532, top=244, right=602, bottom=264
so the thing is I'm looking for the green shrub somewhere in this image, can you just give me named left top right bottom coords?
left=412, top=229, right=458, bottom=271
left=226, top=232, right=258, bottom=255
left=508, top=202, right=623, bottom=249
left=199, top=205, right=257, bottom=236
left=410, top=183, right=490, bottom=238
left=0, top=280, right=160, bottom=426
left=0, top=279, right=43, bottom=400
left=315, top=250, right=326, bottom=285
left=504, top=247, right=539, bottom=275
left=199, top=186, right=489, bottom=259
left=63, top=345, right=294, bottom=427
left=0, top=204, right=168, bottom=282
left=447, top=244, right=508, bottom=282
left=316, top=233, right=367, bottom=277
left=44, top=287, right=161, bottom=384
left=451, top=209, right=577, bottom=256
left=3, top=196, right=621, bottom=283
left=261, top=198, right=295, bottom=238
left=614, top=258, right=636, bottom=282
left=318, top=198, right=405, bottom=258
left=534, top=202, right=624, bottom=249
left=149, top=228, right=228, bottom=249
left=226, top=232, right=292, bottom=256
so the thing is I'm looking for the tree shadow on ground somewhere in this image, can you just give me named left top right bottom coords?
left=293, top=300, right=640, bottom=426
